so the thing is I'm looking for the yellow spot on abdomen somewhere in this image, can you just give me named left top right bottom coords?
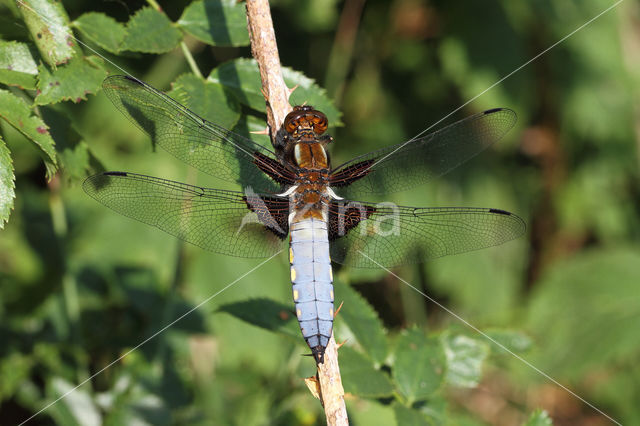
left=330, top=290, right=334, bottom=300
left=289, top=247, right=294, bottom=263
left=293, top=289, right=299, bottom=301
left=329, top=308, right=334, bottom=317
left=290, top=267, right=296, bottom=282
left=296, top=309, right=302, bottom=318
left=329, top=267, right=333, bottom=281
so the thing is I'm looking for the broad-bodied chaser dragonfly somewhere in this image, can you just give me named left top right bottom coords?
left=84, top=75, right=525, bottom=363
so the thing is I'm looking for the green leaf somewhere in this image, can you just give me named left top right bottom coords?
left=232, top=114, right=271, bottom=148
left=57, top=140, right=90, bottom=180
left=218, top=298, right=300, bottom=338
left=208, top=58, right=342, bottom=126
left=17, top=0, right=77, bottom=66
left=393, top=329, right=445, bottom=403
left=0, top=89, right=57, bottom=178
left=0, top=136, right=15, bottom=229
left=441, top=333, right=489, bottom=388
left=484, top=329, right=532, bottom=355
left=73, top=12, right=126, bottom=54
left=523, top=409, right=553, bottom=426
left=0, top=40, right=38, bottom=89
left=168, top=73, right=241, bottom=130
left=48, top=377, right=102, bottom=426
left=177, top=0, right=249, bottom=47
left=527, top=248, right=640, bottom=379
left=334, top=279, right=388, bottom=364
left=121, top=7, right=182, bottom=54
left=35, top=56, right=107, bottom=105
left=0, top=351, right=32, bottom=399
left=393, top=402, right=435, bottom=426
left=340, top=346, right=393, bottom=398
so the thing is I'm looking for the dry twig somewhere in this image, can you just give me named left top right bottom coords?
left=245, top=1, right=348, bottom=424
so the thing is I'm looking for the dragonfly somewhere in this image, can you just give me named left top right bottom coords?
left=84, top=75, right=525, bottom=363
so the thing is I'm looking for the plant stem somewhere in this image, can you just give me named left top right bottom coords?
left=180, top=41, right=203, bottom=78
left=245, top=1, right=349, bottom=424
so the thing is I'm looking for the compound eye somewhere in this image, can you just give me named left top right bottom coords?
left=285, top=119, right=297, bottom=134
left=312, top=113, right=328, bottom=134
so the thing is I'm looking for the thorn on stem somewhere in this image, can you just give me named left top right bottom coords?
left=334, top=301, right=344, bottom=318
left=250, top=127, right=270, bottom=135
left=287, top=84, right=299, bottom=100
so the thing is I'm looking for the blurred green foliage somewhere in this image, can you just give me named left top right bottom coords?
left=1, top=0, right=639, bottom=424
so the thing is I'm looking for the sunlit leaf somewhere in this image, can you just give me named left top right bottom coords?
left=334, top=279, right=388, bottom=364
left=48, top=377, right=101, bottom=426
left=168, top=73, right=241, bottom=130
left=208, top=58, right=342, bottom=126
left=340, top=346, right=393, bottom=398
left=393, top=328, right=445, bottom=403
left=73, top=12, right=126, bottom=54
left=0, top=89, right=57, bottom=178
left=218, top=298, right=300, bottom=338
left=17, top=0, right=77, bottom=66
left=121, top=7, right=182, bottom=54
left=441, top=333, right=489, bottom=388
left=35, top=56, right=107, bottom=105
left=0, top=136, right=15, bottom=229
left=177, top=0, right=249, bottom=47
left=523, top=409, right=553, bottom=426
left=0, top=40, right=38, bottom=89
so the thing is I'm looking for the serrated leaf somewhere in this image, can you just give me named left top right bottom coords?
left=393, top=328, right=445, bottom=403
left=121, top=7, right=182, bottom=54
left=48, top=377, right=101, bottom=426
left=177, top=0, right=249, bottom=47
left=523, top=409, right=553, bottom=426
left=0, top=136, right=16, bottom=229
left=334, top=279, right=388, bottom=364
left=393, top=402, right=435, bottom=426
left=35, top=56, right=107, bottom=105
left=73, top=12, right=126, bottom=54
left=17, top=0, right=77, bottom=66
left=218, top=298, right=300, bottom=338
left=441, top=333, right=489, bottom=388
left=0, top=89, right=57, bottom=178
left=168, top=73, right=241, bottom=130
left=340, top=346, right=393, bottom=398
left=0, top=40, right=38, bottom=89
left=208, top=58, right=342, bottom=126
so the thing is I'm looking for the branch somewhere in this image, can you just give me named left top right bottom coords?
left=245, top=1, right=349, bottom=424
left=245, top=0, right=292, bottom=143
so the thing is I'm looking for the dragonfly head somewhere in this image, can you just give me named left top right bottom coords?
left=284, top=105, right=328, bottom=137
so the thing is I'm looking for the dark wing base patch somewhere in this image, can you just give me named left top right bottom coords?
left=328, top=200, right=376, bottom=241
left=244, top=194, right=290, bottom=239
left=329, top=159, right=375, bottom=188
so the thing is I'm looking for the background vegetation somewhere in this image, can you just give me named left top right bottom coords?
left=1, top=0, right=638, bottom=424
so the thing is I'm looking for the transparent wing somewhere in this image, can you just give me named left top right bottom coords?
left=329, top=200, right=526, bottom=268
left=330, top=108, right=517, bottom=197
left=103, top=75, right=292, bottom=193
left=83, top=172, right=289, bottom=258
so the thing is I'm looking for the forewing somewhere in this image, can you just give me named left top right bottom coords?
left=83, top=172, right=289, bottom=258
left=103, top=75, right=292, bottom=193
left=330, top=108, right=517, bottom=197
left=329, top=200, right=526, bottom=268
